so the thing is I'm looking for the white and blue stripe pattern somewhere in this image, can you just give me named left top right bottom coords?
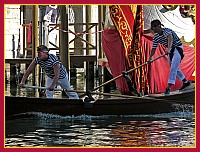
left=35, top=54, right=67, bottom=79
left=152, top=28, right=182, bottom=49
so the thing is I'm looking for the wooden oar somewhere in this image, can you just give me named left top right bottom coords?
left=23, top=85, right=86, bottom=94
left=23, top=85, right=138, bottom=98
left=22, top=85, right=190, bottom=104
left=22, top=85, right=142, bottom=99
left=92, top=53, right=168, bottom=92
left=23, top=53, right=167, bottom=99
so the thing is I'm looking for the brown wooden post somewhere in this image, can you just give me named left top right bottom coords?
left=22, top=25, right=25, bottom=57
left=32, top=5, right=38, bottom=86
left=86, top=5, right=91, bottom=55
left=97, top=5, right=103, bottom=89
left=59, top=5, right=69, bottom=72
left=85, top=5, right=94, bottom=90
left=98, top=5, right=103, bottom=58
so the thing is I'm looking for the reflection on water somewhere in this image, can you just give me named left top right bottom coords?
left=5, top=112, right=195, bottom=147
left=5, top=66, right=195, bottom=147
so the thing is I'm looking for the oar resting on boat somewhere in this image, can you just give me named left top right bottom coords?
left=22, top=85, right=95, bottom=101
left=79, top=53, right=168, bottom=98
left=21, top=85, right=194, bottom=104
left=21, top=54, right=168, bottom=102
left=22, top=85, right=140, bottom=99
left=93, top=53, right=168, bottom=92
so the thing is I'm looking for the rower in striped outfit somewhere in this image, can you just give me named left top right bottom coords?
left=148, top=19, right=191, bottom=94
left=19, top=45, right=79, bottom=99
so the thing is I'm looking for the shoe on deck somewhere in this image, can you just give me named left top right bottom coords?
left=179, top=81, right=191, bottom=90
left=165, top=88, right=170, bottom=95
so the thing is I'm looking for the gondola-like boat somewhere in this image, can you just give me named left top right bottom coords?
left=5, top=87, right=195, bottom=118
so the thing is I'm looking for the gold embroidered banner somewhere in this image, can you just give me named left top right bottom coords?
left=109, top=5, right=135, bottom=65
left=130, top=5, right=149, bottom=94
left=109, top=5, right=149, bottom=95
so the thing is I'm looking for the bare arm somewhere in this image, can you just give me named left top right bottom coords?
left=19, top=60, right=36, bottom=87
left=143, top=29, right=153, bottom=35
left=166, top=34, right=173, bottom=53
left=148, top=48, right=156, bottom=61
left=48, top=63, right=60, bottom=90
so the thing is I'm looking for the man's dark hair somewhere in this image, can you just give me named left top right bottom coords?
left=151, top=19, right=164, bottom=29
left=37, top=45, right=49, bottom=52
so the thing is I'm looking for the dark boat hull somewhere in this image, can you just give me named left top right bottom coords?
left=5, top=89, right=195, bottom=118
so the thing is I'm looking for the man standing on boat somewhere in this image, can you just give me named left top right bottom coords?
left=19, top=45, right=79, bottom=99
left=148, top=19, right=191, bottom=94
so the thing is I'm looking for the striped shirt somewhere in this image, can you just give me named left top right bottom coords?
left=152, top=28, right=182, bottom=49
left=35, top=54, right=67, bottom=79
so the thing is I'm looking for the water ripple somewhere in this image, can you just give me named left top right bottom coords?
left=5, top=112, right=195, bottom=147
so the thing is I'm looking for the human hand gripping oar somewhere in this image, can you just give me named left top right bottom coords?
left=80, top=52, right=168, bottom=98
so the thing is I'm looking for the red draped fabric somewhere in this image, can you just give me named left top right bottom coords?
left=27, top=23, right=32, bottom=43
left=143, top=35, right=195, bottom=93
left=102, top=29, right=130, bottom=94
left=127, top=5, right=149, bottom=95
left=108, top=5, right=149, bottom=95
left=102, top=5, right=195, bottom=95
left=102, top=5, right=137, bottom=94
